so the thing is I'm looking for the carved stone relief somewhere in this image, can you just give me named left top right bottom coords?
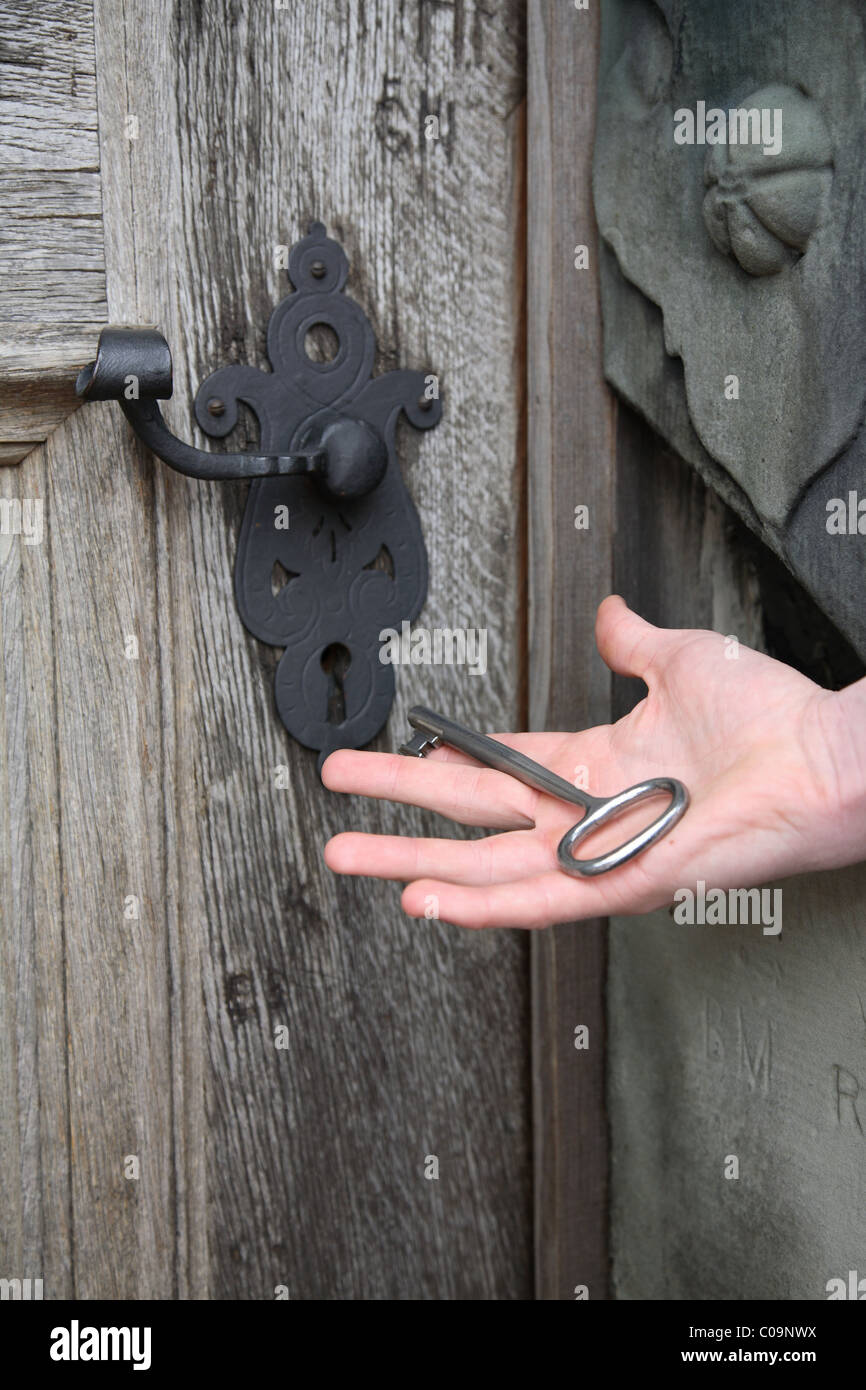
left=594, top=0, right=866, bottom=656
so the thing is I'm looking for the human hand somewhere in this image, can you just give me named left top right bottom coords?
left=321, top=596, right=863, bottom=928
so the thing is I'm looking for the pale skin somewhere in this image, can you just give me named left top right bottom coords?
left=322, top=595, right=866, bottom=929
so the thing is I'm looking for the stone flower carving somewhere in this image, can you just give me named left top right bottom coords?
left=594, top=0, right=866, bottom=654
left=702, top=85, right=833, bottom=276
left=593, top=0, right=866, bottom=531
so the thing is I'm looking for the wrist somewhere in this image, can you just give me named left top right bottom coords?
left=811, top=678, right=866, bottom=862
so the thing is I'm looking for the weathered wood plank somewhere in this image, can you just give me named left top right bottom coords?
left=0, top=373, right=97, bottom=468
left=0, top=276, right=106, bottom=316
left=527, top=0, right=613, bottom=1301
left=0, top=448, right=72, bottom=1294
left=0, top=0, right=106, bottom=465
left=0, top=228, right=104, bottom=273
left=1, top=0, right=531, bottom=1299
left=0, top=443, right=38, bottom=464
left=0, top=171, right=103, bottom=216
left=166, top=0, right=529, bottom=1301
left=0, top=0, right=99, bottom=171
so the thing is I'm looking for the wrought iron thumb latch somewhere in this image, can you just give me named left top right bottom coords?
left=76, top=222, right=442, bottom=759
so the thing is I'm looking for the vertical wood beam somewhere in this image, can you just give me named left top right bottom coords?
left=527, top=0, right=615, bottom=1301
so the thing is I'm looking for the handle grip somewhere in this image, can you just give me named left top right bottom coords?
left=557, top=778, right=689, bottom=878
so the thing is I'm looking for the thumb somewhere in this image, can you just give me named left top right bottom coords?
left=595, top=595, right=670, bottom=679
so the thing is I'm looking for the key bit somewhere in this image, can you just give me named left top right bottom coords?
left=399, top=730, right=442, bottom=757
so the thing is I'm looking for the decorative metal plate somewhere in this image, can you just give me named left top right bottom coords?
left=193, top=223, right=442, bottom=758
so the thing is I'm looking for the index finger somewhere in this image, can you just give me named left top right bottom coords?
left=321, top=748, right=540, bottom=829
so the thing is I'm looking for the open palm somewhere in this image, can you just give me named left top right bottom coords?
left=322, top=596, right=855, bottom=928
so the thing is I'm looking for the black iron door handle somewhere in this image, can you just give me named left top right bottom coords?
left=75, top=222, right=443, bottom=759
left=77, top=325, right=389, bottom=498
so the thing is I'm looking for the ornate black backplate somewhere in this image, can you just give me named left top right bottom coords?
left=192, top=223, right=442, bottom=757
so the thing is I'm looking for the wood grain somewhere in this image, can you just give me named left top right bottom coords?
left=527, top=0, right=613, bottom=1300
left=0, top=1, right=107, bottom=464
left=1, top=0, right=530, bottom=1299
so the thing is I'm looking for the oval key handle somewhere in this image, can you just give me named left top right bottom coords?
left=556, top=777, right=689, bottom=878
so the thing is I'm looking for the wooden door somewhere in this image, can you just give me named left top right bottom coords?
left=1, top=0, right=534, bottom=1300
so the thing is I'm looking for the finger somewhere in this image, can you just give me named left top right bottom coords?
left=321, top=750, right=538, bottom=828
left=400, top=872, right=610, bottom=929
left=324, top=829, right=551, bottom=884
left=595, top=594, right=673, bottom=681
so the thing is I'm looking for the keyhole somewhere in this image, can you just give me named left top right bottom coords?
left=321, top=643, right=351, bottom=726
